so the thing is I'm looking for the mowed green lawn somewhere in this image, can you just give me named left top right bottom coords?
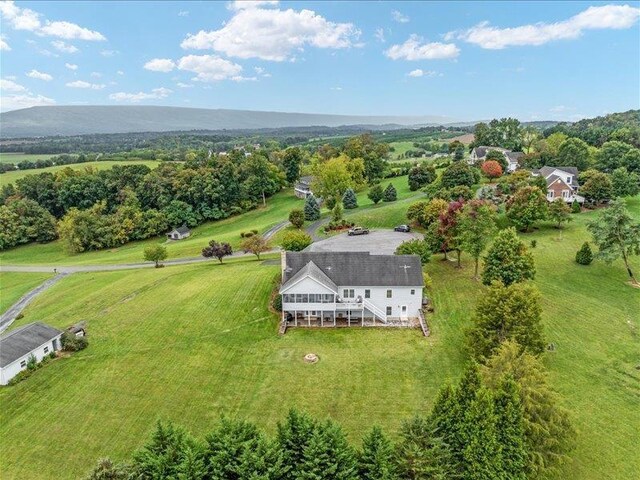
left=0, top=258, right=457, bottom=479
left=0, top=160, right=160, bottom=186
left=0, top=272, right=53, bottom=314
left=0, top=190, right=303, bottom=266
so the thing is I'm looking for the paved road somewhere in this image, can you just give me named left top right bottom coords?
left=306, top=230, right=421, bottom=255
left=0, top=273, right=69, bottom=333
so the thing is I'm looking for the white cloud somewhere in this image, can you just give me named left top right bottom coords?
left=407, top=69, right=441, bottom=78
left=0, top=93, right=55, bottom=111
left=447, top=4, right=640, bottom=49
left=254, top=66, right=271, bottom=77
left=117, top=70, right=124, bottom=75
left=181, top=5, right=361, bottom=61
left=26, top=69, right=53, bottom=81
left=0, top=1, right=106, bottom=40
left=392, top=10, right=410, bottom=23
left=100, top=49, right=119, bottom=57
left=374, top=27, right=386, bottom=43
left=385, top=35, right=460, bottom=60
left=109, top=87, right=172, bottom=102
left=178, top=10, right=189, bottom=17
left=177, top=54, right=243, bottom=82
left=51, top=40, right=78, bottom=53
left=90, top=71, right=102, bottom=78
left=0, top=78, right=27, bottom=92
left=0, top=1, right=41, bottom=31
left=176, top=82, right=193, bottom=88
left=65, top=62, right=78, bottom=70
left=144, top=58, right=176, bottom=72
left=330, top=86, right=342, bottom=91
left=0, top=37, right=10, bottom=50
left=66, top=80, right=105, bottom=90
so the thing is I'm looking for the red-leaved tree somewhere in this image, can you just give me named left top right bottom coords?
left=481, top=160, right=503, bottom=179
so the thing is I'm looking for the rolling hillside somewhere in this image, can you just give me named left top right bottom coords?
left=0, top=106, right=455, bottom=138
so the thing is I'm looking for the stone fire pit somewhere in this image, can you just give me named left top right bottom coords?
left=304, top=353, right=319, bottom=363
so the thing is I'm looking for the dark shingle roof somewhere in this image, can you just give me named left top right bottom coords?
left=282, top=252, right=424, bottom=288
left=539, top=166, right=579, bottom=187
left=0, top=322, right=62, bottom=368
left=281, top=260, right=338, bottom=292
left=171, top=225, right=190, bottom=235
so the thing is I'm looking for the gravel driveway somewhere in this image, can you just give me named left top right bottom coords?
left=305, top=230, right=421, bottom=255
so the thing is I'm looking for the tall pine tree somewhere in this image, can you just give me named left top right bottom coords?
left=276, top=409, right=317, bottom=480
left=299, top=420, right=358, bottom=480
left=358, top=426, right=398, bottom=480
left=304, top=195, right=321, bottom=221
left=494, top=376, right=528, bottom=480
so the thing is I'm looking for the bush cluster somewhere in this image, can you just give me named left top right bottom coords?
left=8, top=352, right=57, bottom=386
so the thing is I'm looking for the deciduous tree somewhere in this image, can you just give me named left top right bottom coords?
left=481, top=160, right=503, bottom=179
left=395, top=239, right=431, bottom=265
left=456, top=200, right=497, bottom=278
left=367, top=184, right=384, bottom=204
left=240, top=234, right=270, bottom=260
left=143, top=245, right=168, bottom=268
left=288, top=208, right=305, bottom=228
left=281, top=230, right=313, bottom=252
left=548, top=199, right=572, bottom=229
left=506, top=186, right=548, bottom=232
left=408, top=163, right=437, bottom=191
left=580, top=171, right=613, bottom=205
left=587, top=199, right=640, bottom=285
left=482, top=227, right=535, bottom=286
left=202, top=240, right=233, bottom=263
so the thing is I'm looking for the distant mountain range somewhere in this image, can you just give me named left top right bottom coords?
left=0, top=106, right=458, bottom=138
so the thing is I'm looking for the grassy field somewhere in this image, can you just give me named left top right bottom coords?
left=0, top=153, right=60, bottom=164
left=0, top=160, right=160, bottom=186
left=0, top=198, right=637, bottom=479
left=0, top=257, right=460, bottom=479
left=0, top=272, right=53, bottom=314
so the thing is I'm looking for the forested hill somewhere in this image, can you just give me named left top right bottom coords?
left=544, top=109, right=640, bottom=146
left=0, top=106, right=454, bottom=138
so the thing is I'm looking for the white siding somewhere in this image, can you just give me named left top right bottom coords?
left=0, top=334, right=62, bottom=385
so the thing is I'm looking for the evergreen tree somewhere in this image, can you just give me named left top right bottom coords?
left=205, top=418, right=278, bottom=480
left=276, top=409, right=317, bottom=480
left=342, top=188, right=358, bottom=209
left=493, top=377, right=528, bottom=480
left=304, top=195, right=321, bottom=221
left=482, top=341, right=575, bottom=477
left=383, top=183, right=397, bottom=202
left=299, top=420, right=358, bottom=480
left=571, top=199, right=581, bottom=213
left=482, top=227, right=535, bottom=286
left=358, top=426, right=398, bottom=480
left=368, top=184, right=384, bottom=204
left=282, top=146, right=303, bottom=184
left=468, top=282, right=545, bottom=360
left=575, top=241, right=594, bottom=265
left=460, top=389, right=503, bottom=480
left=408, top=163, right=437, bottom=191
left=84, top=458, right=132, bottom=480
left=395, top=415, right=448, bottom=480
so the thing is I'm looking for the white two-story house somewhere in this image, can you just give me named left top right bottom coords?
left=469, top=146, right=524, bottom=173
left=532, top=166, right=584, bottom=204
left=279, top=251, right=424, bottom=327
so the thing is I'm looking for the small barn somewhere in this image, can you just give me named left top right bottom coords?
left=67, top=322, right=87, bottom=338
left=0, top=322, right=63, bottom=385
left=167, top=225, right=191, bottom=240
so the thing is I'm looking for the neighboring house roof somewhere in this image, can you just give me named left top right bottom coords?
left=473, top=146, right=509, bottom=158
left=0, top=322, right=62, bottom=368
left=538, top=166, right=580, bottom=188
left=282, top=252, right=424, bottom=289
left=296, top=176, right=314, bottom=188
left=282, top=260, right=338, bottom=293
left=506, top=152, right=524, bottom=163
left=170, top=225, right=190, bottom=235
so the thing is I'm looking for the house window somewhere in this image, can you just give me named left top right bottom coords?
left=562, top=190, right=570, bottom=199
left=365, top=289, right=370, bottom=299
left=386, top=289, right=392, bottom=298
left=547, top=191, right=554, bottom=199
left=44, top=346, right=49, bottom=354
left=386, top=306, right=392, bottom=316
left=411, top=289, right=415, bottom=295
left=302, top=294, right=308, bottom=303
left=343, top=289, right=354, bottom=298
left=295, top=294, right=303, bottom=303
left=20, top=360, right=27, bottom=368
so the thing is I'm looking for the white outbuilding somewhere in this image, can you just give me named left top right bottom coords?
left=0, top=322, right=63, bottom=385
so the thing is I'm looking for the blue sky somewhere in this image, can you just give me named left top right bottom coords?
left=1, top=0, right=639, bottom=121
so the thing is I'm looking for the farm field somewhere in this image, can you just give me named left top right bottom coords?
left=0, top=197, right=637, bottom=479
left=0, top=189, right=302, bottom=266
left=0, top=153, right=59, bottom=164
left=0, top=272, right=52, bottom=314
left=0, top=160, right=161, bottom=185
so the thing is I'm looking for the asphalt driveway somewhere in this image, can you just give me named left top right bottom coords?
left=306, top=229, right=421, bottom=255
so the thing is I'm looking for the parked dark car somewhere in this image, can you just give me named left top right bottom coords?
left=348, top=226, right=370, bottom=236
left=394, top=225, right=411, bottom=232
